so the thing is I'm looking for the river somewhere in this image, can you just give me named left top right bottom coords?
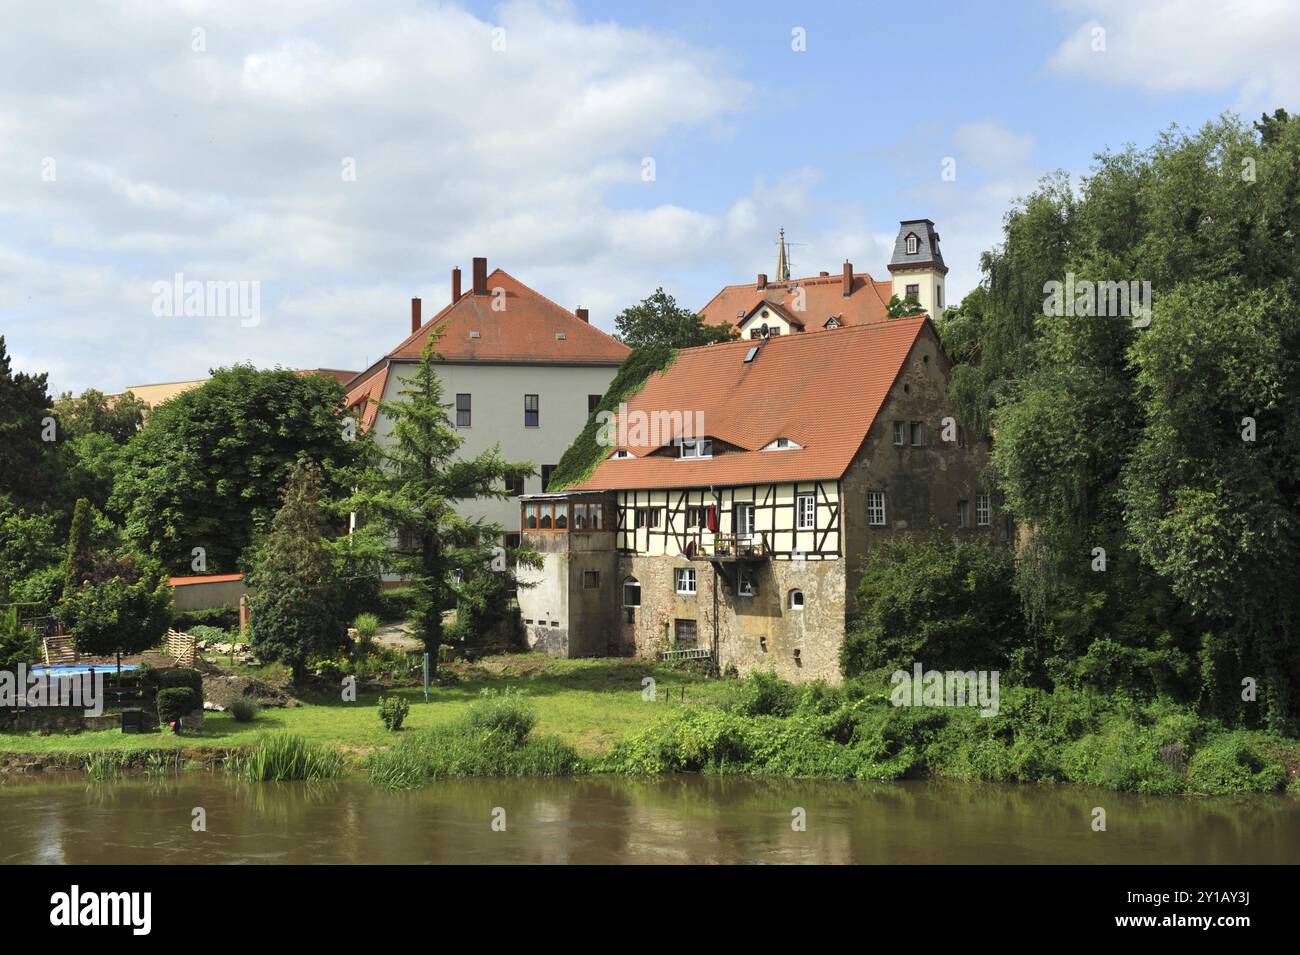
left=2, top=774, right=1296, bottom=863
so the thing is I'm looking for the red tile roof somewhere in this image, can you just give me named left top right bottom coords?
left=389, top=269, right=628, bottom=365
left=344, top=267, right=629, bottom=430
left=575, top=316, right=931, bottom=490
left=169, top=574, right=243, bottom=587
left=699, top=272, right=893, bottom=332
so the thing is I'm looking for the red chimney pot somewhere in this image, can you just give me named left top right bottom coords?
left=576, top=308, right=589, bottom=323
left=756, top=273, right=768, bottom=290
left=411, top=297, right=422, bottom=334
left=842, top=261, right=854, bottom=298
left=472, top=257, right=488, bottom=295
left=451, top=267, right=462, bottom=302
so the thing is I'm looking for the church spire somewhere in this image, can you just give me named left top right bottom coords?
left=774, top=228, right=790, bottom=282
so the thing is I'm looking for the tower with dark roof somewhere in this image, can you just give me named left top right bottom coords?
left=887, top=219, right=948, bottom=319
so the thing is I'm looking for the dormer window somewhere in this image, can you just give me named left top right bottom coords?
left=906, top=234, right=919, bottom=255
left=824, top=317, right=841, bottom=329
left=761, top=437, right=803, bottom=451
left=610, top=449, right=632, bottom=459
left=678, top=437, right=713, bottom=459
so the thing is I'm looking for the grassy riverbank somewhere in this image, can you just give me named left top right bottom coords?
left=3, top=657, right=1297, bottom=797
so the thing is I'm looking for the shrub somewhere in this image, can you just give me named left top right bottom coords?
left=230, top=733, right=343, bottom=782
left=375, top=588, right=415, bottom=623
left=173, top=606, right=239, bottom=632
left=378, top=695, right=410, bottom=731
left=1187, top=733, right=1286, bottom=795
left=466, top=688, right=536, bottom=746
left=156, top=687, right=197, bottom=729
left=228, top=696, right=259, bottom=723
left=159, top=667, right=203, bottom=705
left=187, top=624, right=231, bottom=645
left=354, top=612, right=380, bottom=641
left=726, top=670, right=799, bottom=717
left=0, top=607, right=41, bottom=669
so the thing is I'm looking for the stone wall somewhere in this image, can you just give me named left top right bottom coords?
left=618, top=553, right=846, bottom=683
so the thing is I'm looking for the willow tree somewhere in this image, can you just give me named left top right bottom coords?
left=346, top=343, right=535, bottom=674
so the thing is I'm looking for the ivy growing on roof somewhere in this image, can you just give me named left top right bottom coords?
left=546, top=345, right=678, bottom=491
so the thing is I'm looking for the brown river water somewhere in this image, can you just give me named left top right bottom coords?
left=1, top=774, right=1297, bottom=864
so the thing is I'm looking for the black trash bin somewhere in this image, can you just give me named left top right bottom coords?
left=121, top=708, right=146, bottom=734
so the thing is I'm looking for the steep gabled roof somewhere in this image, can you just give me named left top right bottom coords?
left=574, top=315, right=931, bottom=490
left=343, top=266, right=629, bottom=430
left=699, top=271, right=892, bottom=332
left=387, top=269, right=628, bottom=365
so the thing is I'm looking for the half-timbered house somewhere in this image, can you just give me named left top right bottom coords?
left=516, top=312, right=1005, bottom=682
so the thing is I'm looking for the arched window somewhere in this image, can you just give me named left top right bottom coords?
left=622, top=577, right=641, bottom=608
left=789, top=589, right=804, bottom=610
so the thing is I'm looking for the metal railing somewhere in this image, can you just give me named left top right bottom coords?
left=684, top=531, right=771, bottom=559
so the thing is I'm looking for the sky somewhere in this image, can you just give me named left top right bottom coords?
left=2, top=0, right=1297, bottom=395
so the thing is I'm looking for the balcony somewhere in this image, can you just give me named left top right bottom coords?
left=684, top=532, right=771, bottom=562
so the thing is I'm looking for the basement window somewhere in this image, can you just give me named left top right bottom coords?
left=583, top=571, right=600, bottom=589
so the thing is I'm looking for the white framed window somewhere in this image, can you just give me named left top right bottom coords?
left=906, top=234, right=918, bottom=255
left=976, top=494, right=991, bottom=527
left=734, top=503, right=755, bottom=539
left=796, top=494, right=815, bottom=530
left=789, top=589, right=804, bottom=610
left=635, top=507, right=661, bottom=529
left=675, top=567, right=697, bottom=595
left=622, top=577, right=641, bottom=608
left=678, top=437, right=713, bottom=459
left=893, top=421, right=905, bottom=446
left=868, top=491, right=886, bottom=527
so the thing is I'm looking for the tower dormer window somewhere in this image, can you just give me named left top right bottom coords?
left=906, top=234, right=919, bottom=255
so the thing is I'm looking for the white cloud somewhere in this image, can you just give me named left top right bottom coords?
left=1049, top=0, right=1300, bottom=110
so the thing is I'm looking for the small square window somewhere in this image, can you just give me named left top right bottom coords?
left=583, top=570, right=601, bottom=589
left=674, top=619, right=698, bottom=648
left=737, top=571, right=756, bottom=598
left=505, top=475, right=524, bottom=496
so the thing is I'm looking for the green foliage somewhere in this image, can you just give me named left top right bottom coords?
left=945, top=113, right=1300, bottom=729
left=55, top=552, right=172, bottom=659
left=465, top=688, right=536, bottom=746
left=1186, top=732, right=1286, bottom=794
left=186, top=624, right=230, bottom=644
left=368, top=690, right=578, bottom=789
left=353, top=612, right=380, bottom=640
left=0, top=607, right=41, bottom=669
left=843, top=535, right=1023, bottom=676
left=229, top=733, right=344, bottom=782
left=725, top=670, right=799, bottom=717
left=246, top=462, right=344, bottom=683
left=373, top=588, right=415, bottom=623
left=548, top=344, right=678, bottom=490
left=156, top=687, right=197, bottom=728
left=110, top=365, right=360, bottom=574
left=378, top=695, right=410, bottom=731
left=228, top=696, right=259, bottom=723
left=159, top=667, right=204, bottom=703
left=886, top=293, right=927, bottom=318
left=344, top=343, right=537, bottom=674
left=0, top=505, right=62, bottom=607
left=63, top=498, right=94, bottom=598
left=173, top=605, right=239, bottom=632
left=0, top=336, right=61, bottom=510
left=613, top=287, right=737, bottom=349
left=55, top=388, right=147, bottom=445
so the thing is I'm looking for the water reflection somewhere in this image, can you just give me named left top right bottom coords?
left=0, top=774, right=1295, bottom=864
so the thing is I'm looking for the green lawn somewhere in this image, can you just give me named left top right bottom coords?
left=0, top=656, right=726, bottom=757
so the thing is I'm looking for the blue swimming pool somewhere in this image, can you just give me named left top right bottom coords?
left=30, top=664, right=141, bottom=676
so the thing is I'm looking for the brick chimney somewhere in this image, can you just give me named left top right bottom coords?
left=451, top=267, right=462, bottom=302
left=472, top=257, right=488, bottom=295
left=842, top=261, right=853, bottom=298
left=756, top=273, right=767, bottom=290
left=411, top=297, right=421, bottom=334
left=575, top=308, right=589, bottom=323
